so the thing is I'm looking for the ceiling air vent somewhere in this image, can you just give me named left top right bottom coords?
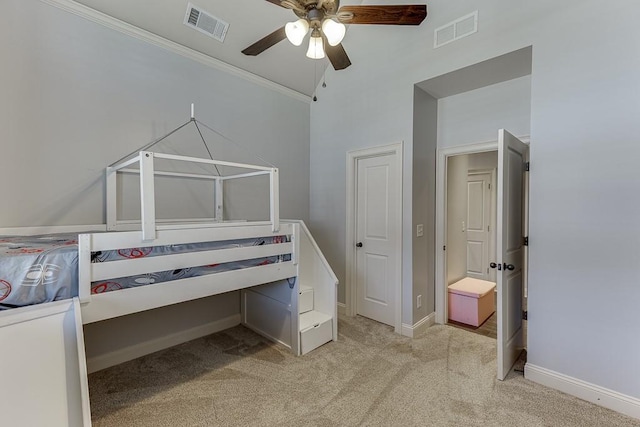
left=184, top=2, right=229, bottom=43
left=434, top=11, right=478, bottom=49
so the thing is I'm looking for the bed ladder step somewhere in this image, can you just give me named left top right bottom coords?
left=299, top=310, right=332, bottom=355
left=299, top=283, right=314, bottom=314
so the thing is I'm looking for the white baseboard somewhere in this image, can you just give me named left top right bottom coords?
left=401, top=312, right=436, bottom=338
left=337, top=302, right=347, bottom=317
left=525, top=363, right=640, bottom=420
left=86, top=314, right=241, bottom=373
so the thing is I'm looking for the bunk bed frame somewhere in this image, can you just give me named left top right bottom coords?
left=79, top=150, right=290, bottom=323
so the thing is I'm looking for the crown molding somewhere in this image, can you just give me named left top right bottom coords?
left=38, top=0, right=311, bottom=103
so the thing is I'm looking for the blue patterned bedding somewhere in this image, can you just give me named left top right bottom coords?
left=0, top=233, right=290, bottom=310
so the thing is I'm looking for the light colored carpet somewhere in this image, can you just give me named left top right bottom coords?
left=89, top=315, right=639, bottom=426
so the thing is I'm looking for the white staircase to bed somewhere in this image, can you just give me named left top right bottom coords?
left=241, top=220, right=338, bottom=356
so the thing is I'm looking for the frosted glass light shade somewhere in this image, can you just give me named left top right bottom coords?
left=321, top=19, right=346, bottom=46
left=306, top=35, right=325, bottom=59
left=285, top=19, right=309, bottom=46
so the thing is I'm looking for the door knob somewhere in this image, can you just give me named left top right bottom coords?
left=504, top=263, right=515, bottom=271
left=490, top=262, right=497, bottom=269
left=356, top=242, right=363, bottom=248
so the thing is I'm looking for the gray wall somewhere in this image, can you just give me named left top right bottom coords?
left=526, top=1, right=640, bottom=399
left=412, top=87, right=437, bottom=323
left=446, top=154, right=469, bottom=285
left=1, top=0, right=310, bottom=227
left=468, top=151, right=498, bottom=171
left=310, top=0, right=640, bottom=400
left=2, top=0, right=310, bottom=364
left=437, top=76, right=532, bottom=148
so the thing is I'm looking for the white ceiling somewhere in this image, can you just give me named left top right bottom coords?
left=73, top=0, right=373, bottom=97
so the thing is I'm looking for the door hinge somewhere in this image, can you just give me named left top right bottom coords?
left=523, top=236, right=529, bottom=246
left=524, top=162, right=530, bottom=172
left=487, top=225, right=490, bottom=232
left=522, top=310, right=528, bottom=320
left=488, top=183, right=491, bottom=190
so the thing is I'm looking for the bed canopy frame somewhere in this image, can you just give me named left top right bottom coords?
left=107, top=104, right=280, bottom=240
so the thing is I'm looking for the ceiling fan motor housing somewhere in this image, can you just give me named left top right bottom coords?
left=306, top=7, right=325, bottom=27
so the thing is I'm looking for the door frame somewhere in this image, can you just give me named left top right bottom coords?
left=346, top=142, right=403, bottom=334
left=435, top=137, right=529, bottom=325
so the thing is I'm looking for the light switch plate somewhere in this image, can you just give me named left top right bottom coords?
left=417, top=224, right=424, bottom=237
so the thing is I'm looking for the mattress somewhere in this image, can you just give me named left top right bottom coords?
left=0, top=233, right=289, bottom=310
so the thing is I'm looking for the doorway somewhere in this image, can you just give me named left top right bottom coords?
left=435, top=132, right=529, bottom=380
left=346, top=143, right=403, bottom=334
left=445, top=151, right=498, bottom=338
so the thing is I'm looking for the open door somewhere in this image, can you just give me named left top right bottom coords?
left=496, top=129, right=528, bottom=380
left=0, top=298, right=91, bottom=426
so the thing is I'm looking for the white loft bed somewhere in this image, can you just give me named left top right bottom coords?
left=1, top=149, right=337, bottom=347
left=0, top=117, right=338, bottom=426
left=80, top=149, right=290, bottom=323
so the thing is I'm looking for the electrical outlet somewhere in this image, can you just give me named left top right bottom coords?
left=417, top=294, right=422, bottom=309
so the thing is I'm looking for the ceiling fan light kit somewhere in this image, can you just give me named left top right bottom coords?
left=243, top=1, right=427, bottom=70
left=306, top=29, right=325, bottom=59
left=321, top=19, right=346, bottom=46
left=285, top=18, right=309, bottom=46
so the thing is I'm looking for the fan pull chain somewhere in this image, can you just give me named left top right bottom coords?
left=313, top=59, right=318, bottom=102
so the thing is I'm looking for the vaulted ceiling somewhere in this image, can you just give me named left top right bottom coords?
left=74, top=0, right=380, bottom=97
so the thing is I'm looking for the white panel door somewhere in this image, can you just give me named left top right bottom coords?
left=496, top=129, right=528, bottom=381
left=0, top=298, right=91, bottom=426
left=355, top=154, right=398, bottom=326
left=466, top=172, right=492, bottom=280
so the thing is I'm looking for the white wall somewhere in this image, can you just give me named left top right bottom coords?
left=1, top=0, right=310, bottom=366
left=310, top=0, right=640, bottom=403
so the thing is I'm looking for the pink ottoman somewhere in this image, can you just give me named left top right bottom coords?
left=448, top=277, right=496, bottom=327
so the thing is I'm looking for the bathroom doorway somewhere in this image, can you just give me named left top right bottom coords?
left=445, top=150, right=498, bottom=339
left=435, top=131, right=529, bottom=380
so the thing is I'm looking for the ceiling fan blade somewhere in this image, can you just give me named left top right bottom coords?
left=326, top=43, right=352, bottom=70
left=242, top=26, right=287, bottom=56
left=338, top=5, right=427, bottom=25
left=265, top=0, right=286, bottom=7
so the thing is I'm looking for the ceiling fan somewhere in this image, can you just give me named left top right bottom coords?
left=242, top=1, right=427, bottom=70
